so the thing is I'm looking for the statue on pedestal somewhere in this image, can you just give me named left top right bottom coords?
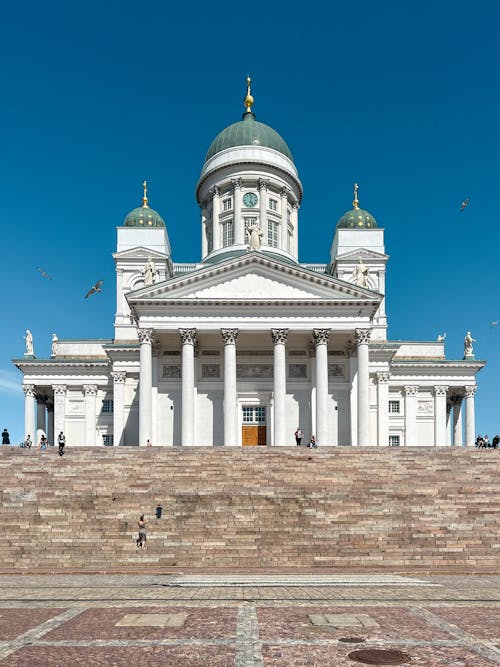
left=142, top=258, right=157, bottom=286
left=51, top=333, right=58, bottom=357
left=247, top=222, right=263, bottom=251
left=353, top=259, right=369, bottom=288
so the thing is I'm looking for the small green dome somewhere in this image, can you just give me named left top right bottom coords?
left=337, top=206, right=378, bottom=229
left=124, top=204, right=165, bottom=228
left=205, top=112, right=293, bottom=162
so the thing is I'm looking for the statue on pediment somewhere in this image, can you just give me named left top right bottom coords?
left=142, top=258, right=157, bottom=286
left=247, top=222, right=263, bottom=251
left=353, top=259, right=369, bottom=287
left=464, top=331, right=476, bottom=357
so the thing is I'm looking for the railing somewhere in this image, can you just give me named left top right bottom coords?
left=301, top=263, right=327, bottom=273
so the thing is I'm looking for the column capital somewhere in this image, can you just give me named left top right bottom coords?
left=280, top=186, right=288, bottom=199
left=312, top=328, right=331, bottom=346
left=111, top=371, right=126, bottom=384
left=433, top=385, right=449, bottom=397
left=221, top=328, right=239, bottom=345
left=271, top=328, right=288, bottom=345
left=354, top=328, right=371, bottom=346
left=137, top=328, right=155, bottom=345
left=231, top=177, right=242, bottom=190
left=258, top=178, right=268, bottom=191
left=464, top=386, right=476, bottom=399
left=83, top=384, right=98, bottom=396
left=52, top=385, right=67, bottom=396
left=377, top=371, right=389, bottom=384
left=209, top=185, right=220, bottom=197
left=179, top=328, right=197, bottom=345
left=404, top=385, right=419, bottom=397
left=22, top=384, right=36, bottom=397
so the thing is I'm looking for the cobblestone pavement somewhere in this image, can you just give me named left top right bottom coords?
left=0, top=574, right=498, bottom=665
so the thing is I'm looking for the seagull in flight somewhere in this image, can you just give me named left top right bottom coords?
left=490, top=320, right=499, bottom=327
left=460, top=197, right=470, bottom=211
left=85, top=280, right=103, bottom=299
left=37, top=267, right=53, bottom=280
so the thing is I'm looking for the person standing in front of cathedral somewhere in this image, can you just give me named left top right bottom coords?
left=295, top=427, right=303, bottom=446
left=1, top=428, right=10, bottom=445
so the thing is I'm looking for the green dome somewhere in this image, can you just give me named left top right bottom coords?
left=124, top=204, right=165, bottom=228
left=337, top=206, right=378, bottom=229
left=205, top=112, right=293, bottom=162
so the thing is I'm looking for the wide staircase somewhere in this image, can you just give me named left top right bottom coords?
left=0, top=447, right=498, bottom=572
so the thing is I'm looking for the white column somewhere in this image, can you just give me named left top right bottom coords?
left=83, top=385, right=97, bottom=447
left=280, top=187, right=288, bottom=250
left=377, top=372, right=389, bottom=446
left=272, top=328, right=288, bottom=446
left=434, top=385, right=448, bottom=447
left=179, top=328, right=197, bottom=446
left=310, top=347, right=317, bottom=438
left=259, top=179, right=267, bottom=242
left=355, top=328, right=371, bottom=446
left=452, top=395, right=463, bottom=446
left=22, top=384, right=36, bottom=441
left=221, top=328, right=239, bottom=446
left=201, top=207, right=208, bottom=258
left=404, top=385, right=418, bottom=446
left=138, top=328, right=154, bottom=447
left=348, top=343, right=358, bottom=446
left=446, top=403, right=452, bottom=446
left=112, top=371, right=126, bottom=446
left=313, top=328, right=330, bottom=447
left=232, top=178, right=243, bottom=245
left=36, top=396, right=46, bottom=434
left=464, top=386, right=476, bottom=447
left=291, top=203, right=298, bottom=257
left=52, top=385, right=67, bottom=441
left=211, top=186, right=221, bottom=250
left=47, top=403, right=54, bottom=447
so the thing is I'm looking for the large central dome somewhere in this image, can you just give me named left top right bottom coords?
left=205, top=111, right=293, bottom=162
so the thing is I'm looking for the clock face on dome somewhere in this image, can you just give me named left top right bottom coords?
left=243, top=192, right=258, bottom=207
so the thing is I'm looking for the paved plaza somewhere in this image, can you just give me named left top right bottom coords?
left=0, top=573, right=497, bottom=665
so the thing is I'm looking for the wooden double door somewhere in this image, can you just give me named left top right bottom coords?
left=241, top=405, right=267, bottom=446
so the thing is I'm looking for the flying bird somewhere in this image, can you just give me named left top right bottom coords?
left=85, top=280, right=103, bottom=299
left=490, top=320, right=499, bottom=327
left=37, top=267, right=53, bottom=280
left=437, top=333, right=447, bottom=342
left=460, top=197, right=470, bottom=211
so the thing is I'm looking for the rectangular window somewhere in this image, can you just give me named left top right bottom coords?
left=389, top=435, right=400, bottom=447
left=103, top=434, right=114, bottom=446
left=269, top=198, right=277, bottom=211
left=388, top=400, right=400, bottom=414
left=102, top=399, right=114, bottom=414
left=242, top=406, right=266, bottom=423
left=222, top=219, right=234, bottom=247
left=267, top=220, right=279, bottom=247
left=222, top=198, right=232, bottom=211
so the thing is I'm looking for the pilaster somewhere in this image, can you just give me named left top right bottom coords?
left=112, top=371, right=126, bottom=446
left=434, top=385, right=448, bottom=447
left=376, top=372, right=389, bottom=446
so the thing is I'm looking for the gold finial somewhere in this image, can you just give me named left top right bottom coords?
left=142, top=180, right=149, bottom=207
left=244, top=75, right=254, bottom=113
left=353, top=182, right=359, bottom=210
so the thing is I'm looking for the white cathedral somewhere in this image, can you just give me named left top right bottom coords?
left=15, top=80, right=484, bottom=448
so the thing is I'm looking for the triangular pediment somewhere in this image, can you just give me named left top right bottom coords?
left=113, top=247, right=169, bottom=260
left=128, top=252, right=381, bottom=303
left=336, top=248, right=389, bottom=262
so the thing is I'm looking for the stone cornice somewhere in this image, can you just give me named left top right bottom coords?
left=13, top=359, right=109, bottom=370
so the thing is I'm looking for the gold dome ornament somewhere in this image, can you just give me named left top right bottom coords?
left=353, top=182, right=359, bottom=210
left=244, top=75, right=254, bottom=113
left=142, top=180, right=149, bottom=207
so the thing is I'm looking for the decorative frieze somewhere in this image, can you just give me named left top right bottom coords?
left=312, top=328, right=331, bottom=346
left=289, top=364, right=307, bottom=378
left=201, top=364, right=220, bottom=379
left=237, top=364, right=273, bottom=379
left=328, top=363, right=345, bottom=378
left=221, top=328, right=239, bottom=345
left=162, top=365, right=181, bottom=378
left=179, top=328, right=197, bottom=345
left=418, top=400, right=433, bottom=415
left=271, top=328, right=288, bottom=345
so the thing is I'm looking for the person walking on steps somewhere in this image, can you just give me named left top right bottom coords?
left=137, top=515, right=147, bottom=551
left=58, top=431, right=66, bottom=456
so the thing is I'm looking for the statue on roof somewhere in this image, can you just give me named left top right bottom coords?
left=51, top=333, right=58, bottom=357
left=352, top=258, right=369, bottom=288
left=464, top=331, right=476, bottom=358
left=247, top=221, right=263, bottom=251
left=24, top=329, right=34, bottom=356
left=142, top=258, right=157, bottom=286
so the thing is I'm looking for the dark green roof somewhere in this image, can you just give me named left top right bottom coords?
left=124, top=204, right=165, bottom=228
left=337, top=207, right=378, bottom=229
left=205, top=112, right=293, bottom=162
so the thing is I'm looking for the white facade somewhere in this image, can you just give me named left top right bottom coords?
left=14, top=98, right=484, bottom=448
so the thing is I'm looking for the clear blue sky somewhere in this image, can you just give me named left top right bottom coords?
left=1, top=0, right=499, bottom=444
